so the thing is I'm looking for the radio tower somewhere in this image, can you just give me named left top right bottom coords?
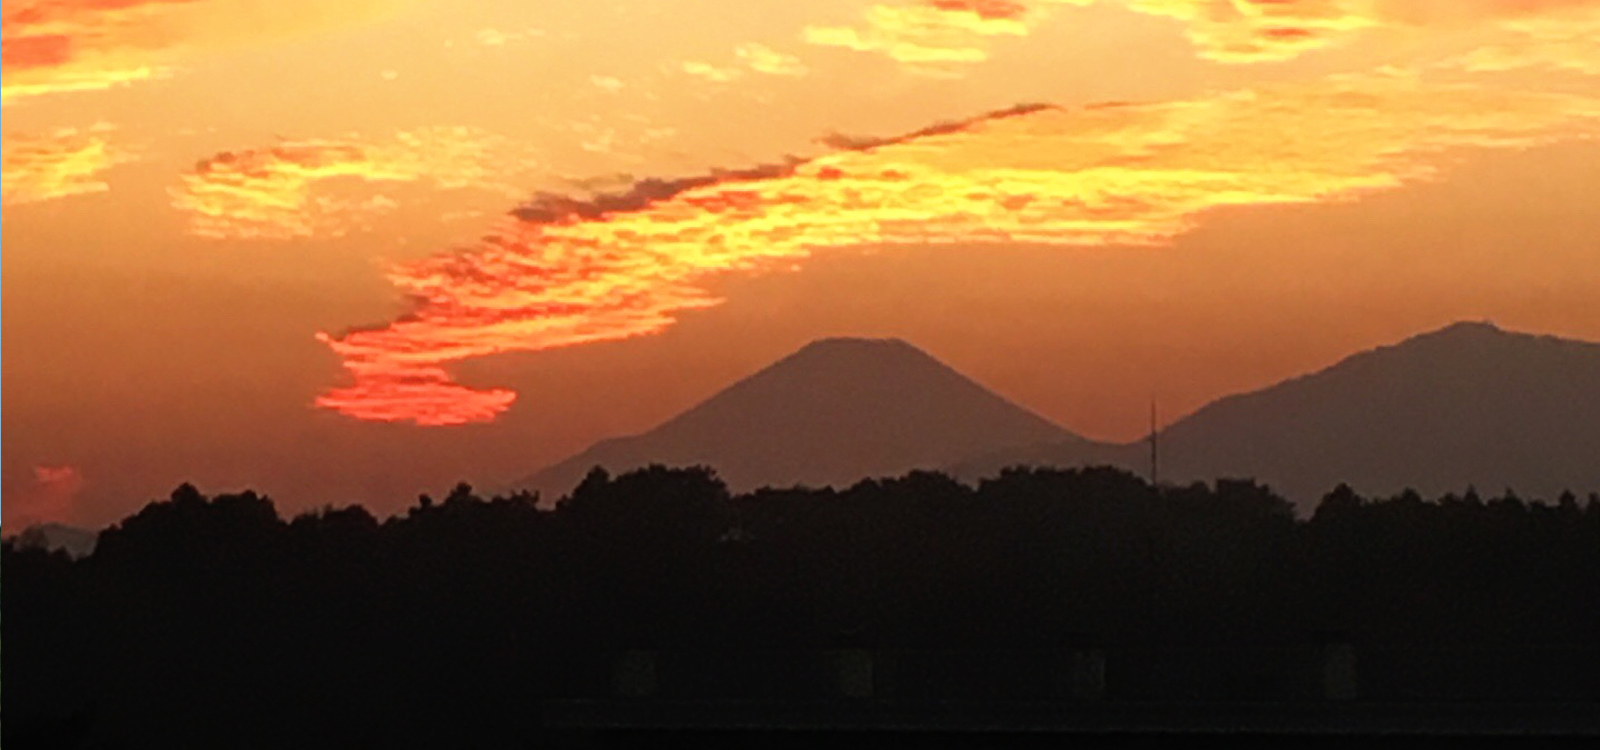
left=1149, top=397, right=1160, bottom=487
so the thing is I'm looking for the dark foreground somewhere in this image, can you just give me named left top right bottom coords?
left=542, top=699, right=1600, bottom=736
left=6, top=466, right=1598, bottom=746
left=13, top=699, right=1598, bottom=748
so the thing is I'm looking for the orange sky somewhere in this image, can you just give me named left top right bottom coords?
left=4, top=0, right=1599, bottom=529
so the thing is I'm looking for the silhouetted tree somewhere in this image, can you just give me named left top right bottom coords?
left=5, top=468, right=1598, bottom=746
left=1313, top=483, right=1363, bottom=523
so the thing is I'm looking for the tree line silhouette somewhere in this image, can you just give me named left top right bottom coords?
left=6, top=465, right=1599, bottom=747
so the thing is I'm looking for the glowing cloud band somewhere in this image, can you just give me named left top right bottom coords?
left=172, top=128, right=533, bottom=240
left=2, top=125, right=130, bottom=206
left=315, top=72, right=1600, bottom=426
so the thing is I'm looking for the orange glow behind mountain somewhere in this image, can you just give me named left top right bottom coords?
left=316, top=72, right=1600, bottom=425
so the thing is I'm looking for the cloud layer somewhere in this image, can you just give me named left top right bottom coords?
left=1129, top=0, right=1600, bottom=63
left=172, top=127, right=534, bottom=240
left=315, top=71, right=1600, bottom=425
left=802, top=0, right=1600, bottom=71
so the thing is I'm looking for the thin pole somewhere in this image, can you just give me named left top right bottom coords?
left=1149, top=398, right=1159, bottom=487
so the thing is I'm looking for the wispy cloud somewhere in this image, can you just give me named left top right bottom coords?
left=2, top=124, right=131, bottom=206
left=589, top=75, right=625, bottom=94
left=171, top=127, right=536, bottom=240
left=1445, top=5, right=1600, bottom=74
left=682, top=42, right=810, bottom=83
left=804, top=0, right=1047, bottom=72
left=473, top=26, right=545, bottom=47
left=681, top=60, right=743, bottom=83
left=1121, top=0, right=1377, bottom=62
left=1129, top=1, right=1600, bottom=63
left=802, top=0, right=1600, bottom=71
left=1, top=0, right=401, bottom=103
left=314, top=72, right=1600, bottom=426
left=736, top=43, right=809, bottom=77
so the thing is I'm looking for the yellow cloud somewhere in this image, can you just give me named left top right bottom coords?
left=1122, top=0, right=1378, bottom=62
left=171, top=127, right=534, bottom=240
left=1, top=124, right=131, bottom=206
left=682, top=43, right=809, bottom=83
left=801, top=0, right=1600, bottom=70
left=736, top=42, right=809, bottom=77
left=315, top=71, right=1600, bottom=426
left=1449, top=5, right=1600, bottom=74
left=1, top=0, right=404, bottom=103
left=681, top=60, right=744, bottom=83
left=804, top=0, right=1048, bottom=71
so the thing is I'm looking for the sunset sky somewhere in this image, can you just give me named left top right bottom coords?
left=4, top=0, right=1599, bottom=529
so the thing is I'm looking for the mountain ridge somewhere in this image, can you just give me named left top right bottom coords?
left=518, top=321, right=1600, bottom=512
left=514, top=336, right=1082, bottom=502
left=954, top=321, right=1600, bottom=511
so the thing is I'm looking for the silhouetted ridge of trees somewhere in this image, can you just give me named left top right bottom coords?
left=5, top=466, right=1599, bottom=747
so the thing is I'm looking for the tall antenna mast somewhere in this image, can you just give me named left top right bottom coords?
left=1149, top=397, right=1159, bottom=487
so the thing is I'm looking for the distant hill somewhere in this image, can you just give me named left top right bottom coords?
left=7, top=522, right=99, bottom=559
left=955, top=322, right=1600, bottom=512
left=516, top=338, right=1082, bottom=501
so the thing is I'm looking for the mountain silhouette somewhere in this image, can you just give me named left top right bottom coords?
left=516, top=337, right=1080, bottom=501
left=955, top=321, right=1600, bottom=512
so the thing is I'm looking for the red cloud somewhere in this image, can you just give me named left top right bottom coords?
left=315, top=72, right=1600, bottom=426
left=927, top=0, right=1031, bottom=20
left=2, top=32, right=75, bottom=69
left=1, top=0, right=399, bottom=102
left=2, top=465, right=86, bottom=530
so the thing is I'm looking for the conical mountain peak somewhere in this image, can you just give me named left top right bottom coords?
left=777, top=336, right=933, bottom=367
left=517, top=337, right=1077, bottom=500
left=794, top=335, right=917, bottom=351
